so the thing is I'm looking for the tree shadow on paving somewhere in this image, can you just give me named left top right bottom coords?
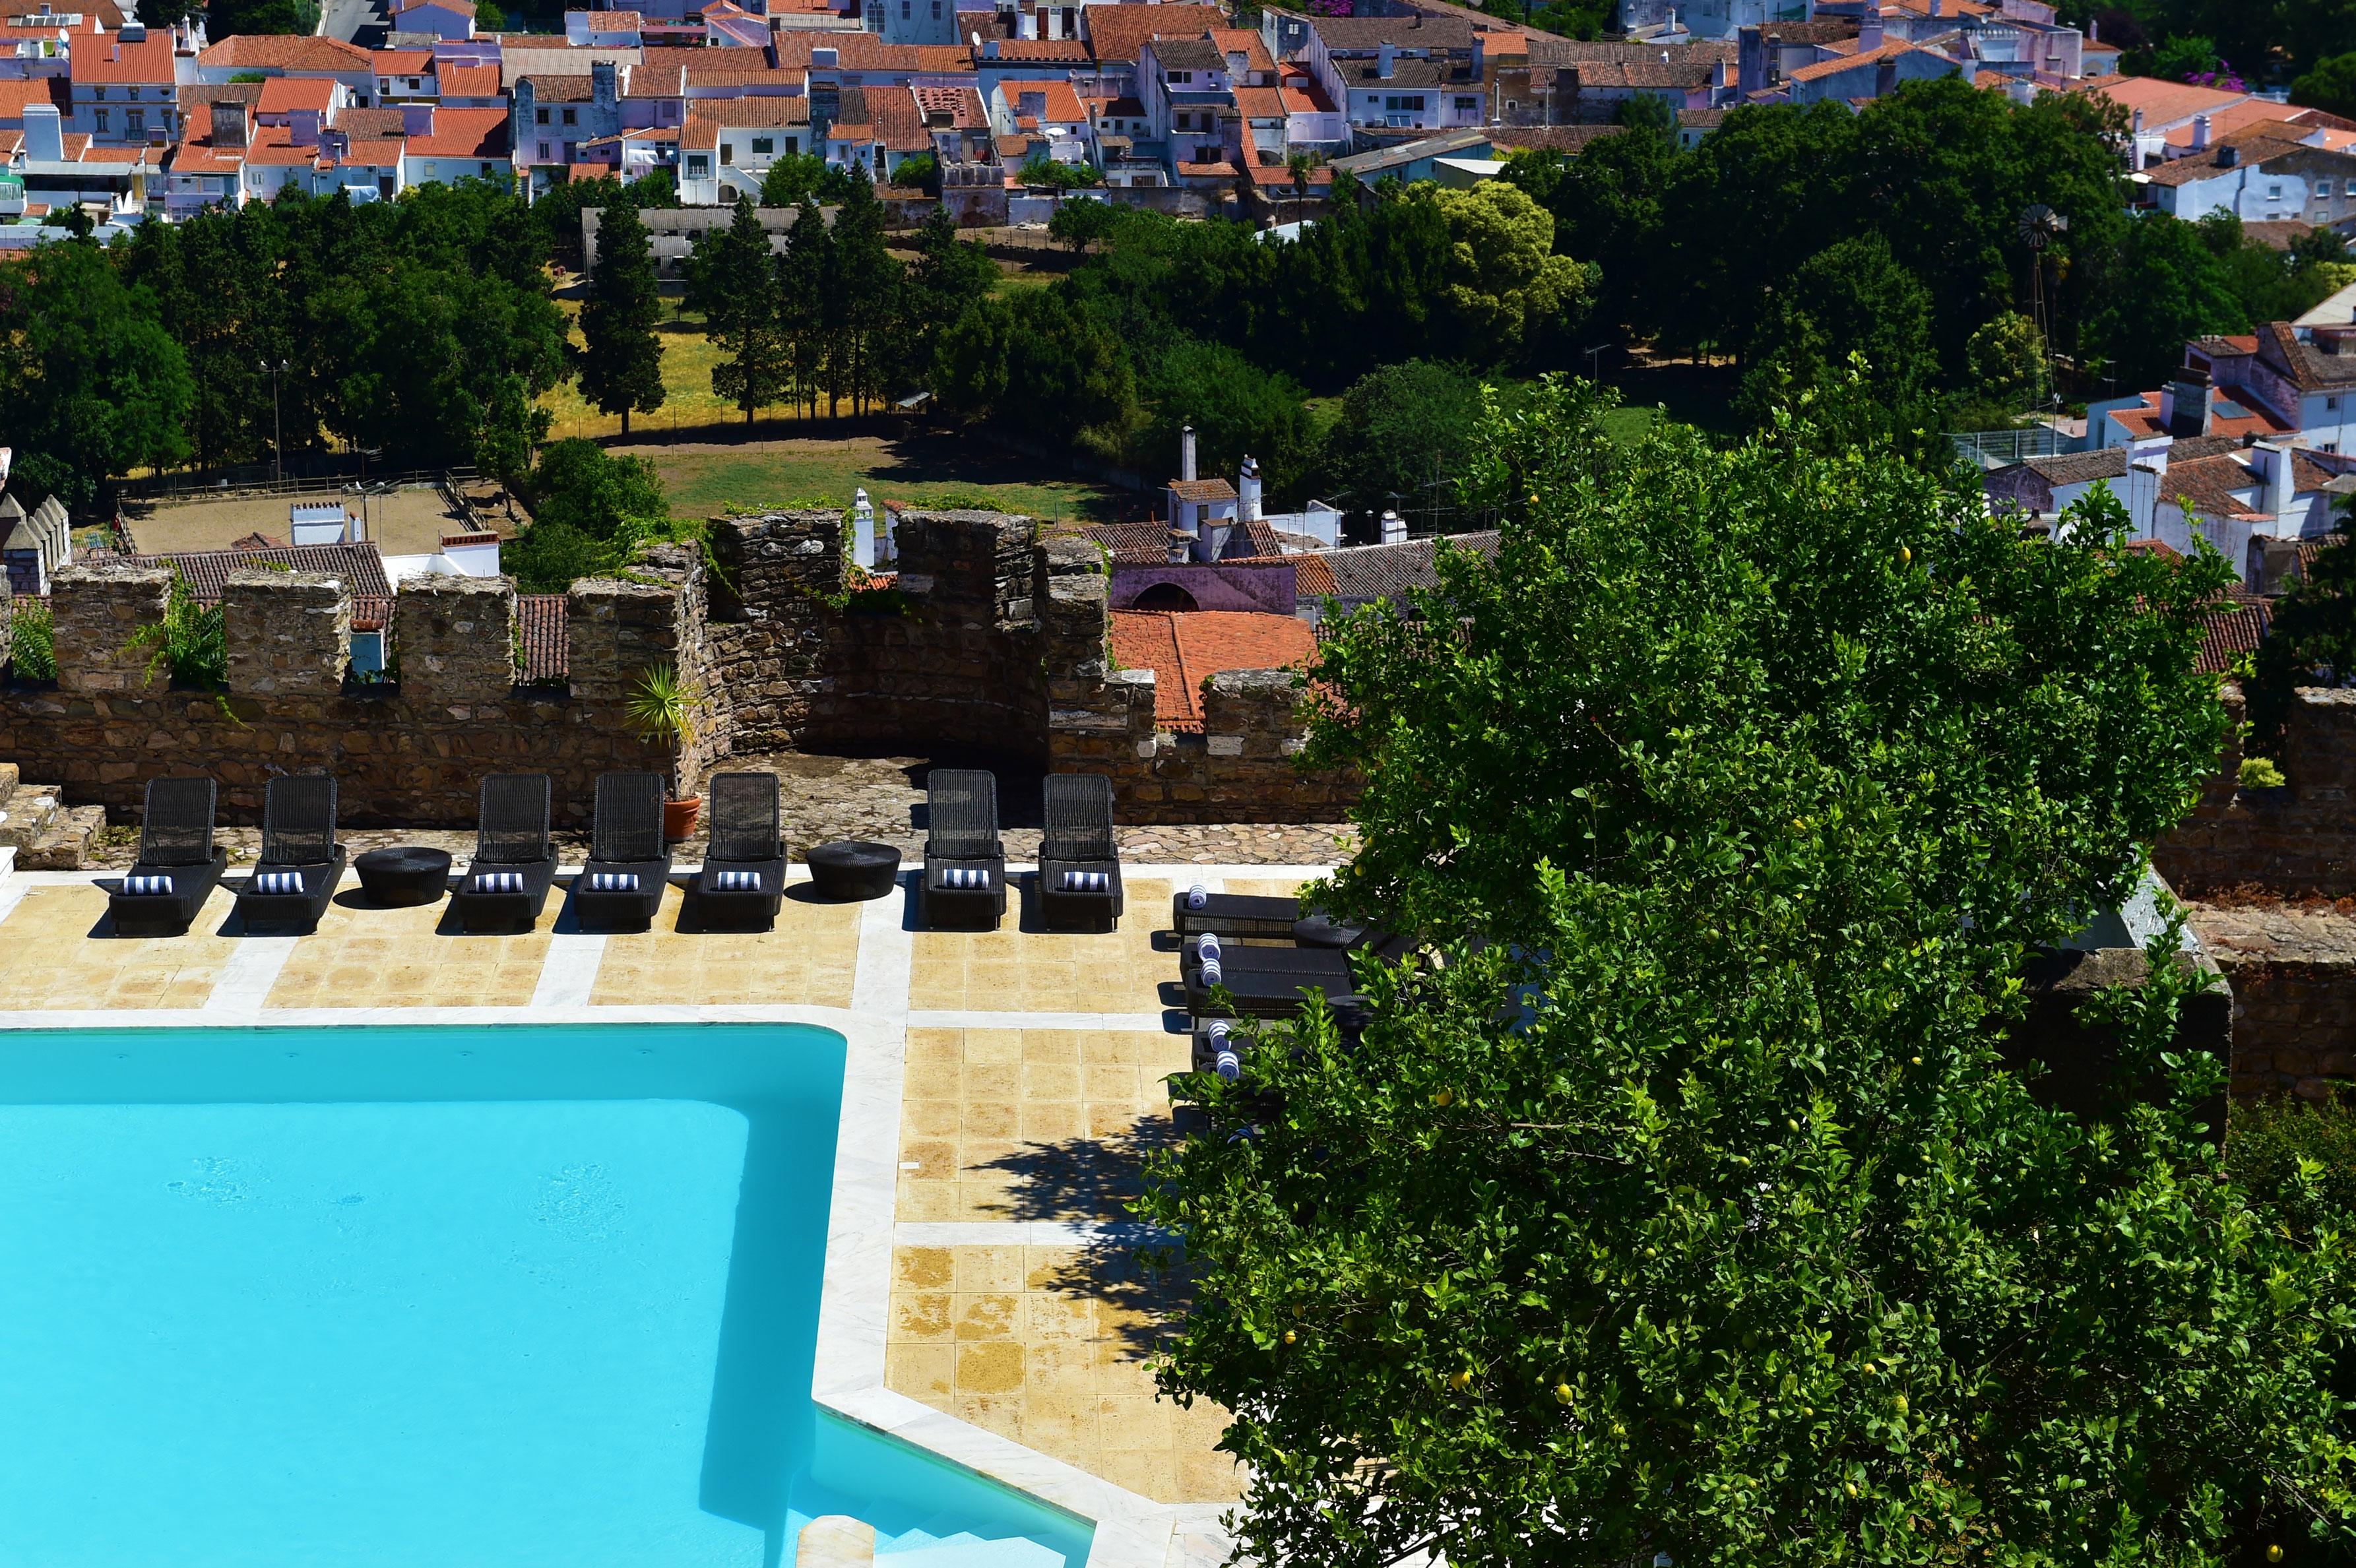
left=971, top=1115, right=1195, bottom=1358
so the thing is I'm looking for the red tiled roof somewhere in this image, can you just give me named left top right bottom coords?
left=2074, top=73, right=2247, bottom=130
left=1108, top=609, right=1317, bottom=732
left=437, top=63, right=501, bottom=97
left=517, top=593, right=568, bottom=683
left=197, top=34, right=373, bottom=73
left=371, top=48, right=433, bottom=73
left=1081, top=1, right=1223, bottom=65
left=2198, top=593, right=2270, bottom=675
left=259, top=76, right=337, bottom=113
left=0, top=77, right=66, bottom=126
left=132, top=542, right=394, bottom=631
left=1291, top=553, right=1337, bottom=596
left=70, top=30, right=174, bottom=84
left=406, top=105, right=508, bottom=156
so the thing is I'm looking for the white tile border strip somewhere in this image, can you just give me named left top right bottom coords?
left=0, top=862, right=1343, bottom=1568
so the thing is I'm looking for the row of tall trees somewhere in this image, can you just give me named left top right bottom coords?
left=0, top=180, right=569, bottom=510
left=1506, top=80, right=2355, bottom=425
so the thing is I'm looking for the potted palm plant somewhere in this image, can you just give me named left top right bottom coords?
left=627, top=664, right=703, bottom=839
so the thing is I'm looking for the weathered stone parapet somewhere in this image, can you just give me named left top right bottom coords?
left=2159, top=683, right=2356, bottom=898
left=2188, top=901, right=2356, bottom=1102
left=565, top=577, right=680, bottom=703
left=50, top=561, right=168, bottom=694
left=895, top=510, right=1038, bottom=623
left=1202, top=668, right=1300, bottom=759
left=393, top=574, right=515, bottom=708
left=224, top=569, right=350, bottom=697
left=711, top=511, right=845, bottom=619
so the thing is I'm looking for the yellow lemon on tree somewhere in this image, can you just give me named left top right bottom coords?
left=1283, top=1330, right=1296, bottom=1346
left=1553, top=1382, right=1574, bottom=1405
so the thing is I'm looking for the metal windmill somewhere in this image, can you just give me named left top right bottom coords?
left=2020, top=204, right=2069, bottom=410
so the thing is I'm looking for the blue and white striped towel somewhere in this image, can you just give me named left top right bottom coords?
left=1059, top=869, right=1108, bottom=892
left=123, top=873, right=174, bottom=896
left=471, top=871, right=524, bottom=894
left=943, top=866, right=990, bottom=890
left=1186, top=883, right=1209, bottom=909
left=713, top=869, right=761, bottom=892
left=1207, top=1019, right=1231, bottom=1045
left=1214, top=1048, right=1242, bottom=1083
left=587, top=871, right=639, bottom=892
left=1197, top=931, right=1221, bottom=962
left=252, top=871, right=303, bottom=894
left=1198, top=957, right=1222, bottom=986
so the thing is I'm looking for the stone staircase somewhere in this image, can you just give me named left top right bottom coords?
left=795, top=1515, right=1067, bottom=1568
left=0, top=765, right=105, bottom=870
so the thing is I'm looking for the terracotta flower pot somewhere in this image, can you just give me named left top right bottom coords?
left=662, top=796, right=703, bottom=841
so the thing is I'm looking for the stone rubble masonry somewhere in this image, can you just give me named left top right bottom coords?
left=2158, top=683, right=2356, bottom=898
left=223, top=569, right=349, bottom=698
left=1, top=510, right=1348, bottom=829
left=2186, top=902, right=2356, bottom=1103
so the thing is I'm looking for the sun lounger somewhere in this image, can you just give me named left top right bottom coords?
left=686, top=772, right=788, bottom=931
left=451, top=773, right=558, bottom=934
left=1182, top=938, right=1357, bottom=1020
left=922, top=768, right=1005, bottom=929
left=571, top=771, right=672, bottom=931
left=109, top=776, right=230, bottom=937
left=1171, top=885, right=1303, bottom=941
left=1037, top=772, right=1122, bottom=932
left=232, top=774, right=344, bottom=933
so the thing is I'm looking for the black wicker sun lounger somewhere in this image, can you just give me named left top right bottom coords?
left=922, top=768, right=1005, bottom=929
left=685, top=772, right=788, bottom=931
left=1171, top=886, right=1305, bottom=941
left=1038, top=772, right=1123, bottom=932
left=110, top=776, right=230, bottom=937
left=571, top=771, right=673, bottom=931
left=451, top=773, right=559, bottom=935
left=1182, top=940, right=1359, bottom=1020
left=233, top=774, right=346, bottom=933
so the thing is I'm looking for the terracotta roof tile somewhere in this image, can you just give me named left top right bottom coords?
left=132, top=542, right=393, bottom=630
left=1081, top=1, right=1223, bottom=65
left=517, top=593, right=567, bottom=683
left=1108, top=609, right=1317, bottom=731
left=2198, top=593, right=2269, bottom=674
left=197, top=33, right=373, bottom=73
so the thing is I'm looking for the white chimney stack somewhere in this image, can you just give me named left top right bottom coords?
left=1181, top=423, right=1197, bottom=483
left=852, top=486, right=877, bottom=568
left=1377, top=40, right=1395, bottom=78
left=1236, top=455, right=1262, bottom=524
left=1380, top=509, right=1406, bottom=545
left=23, top=101, right=61, bottom=162
left=2192, top=113, right=2211, bottom=150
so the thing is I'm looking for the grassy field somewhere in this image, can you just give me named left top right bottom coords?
left=541, top=303, right=755, bottom=443
left=616, top=433, right=1134, bottom=524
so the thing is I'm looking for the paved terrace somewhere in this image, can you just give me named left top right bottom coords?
left=0, top=858, right=1327, bottom=1568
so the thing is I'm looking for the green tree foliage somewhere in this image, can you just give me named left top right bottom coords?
left=1529, top=0, right=1605, bottom=36
left=1965, top=309, right=2047, bottom=410
left=1737, top=234, right=1937, bottom=425
left=1048, top=197, right=1121, bottom=254
left=699, top=197, right=792, bottom=423
left=506, top=438, right=675, bottom=592
left=1141, top=376, right=2356, bottom=1567
left=824, top=169, right=901, bottom=415
left=2294, top=51, right=2356, bottom=115
left=113, top=183, right=568, bottom=476
left=1430, top=181, right=1595, bottom=363
left=2090, top=214, right=2248, bottom=387
left=0, top=238, right=194, bottom=510
left=574, top=197, right=666, bottom=437
left=1138, top=338, right=1315, bottom=503
left=889, top=152, right=939, bottom=195
left=1502, top=127, right=1675, bottom=344
left=2202, top=210, right=2356, bottom=327
left=207, top=0, right=317, bottom=39
left=900, top=203, right=998, bottom=387
left=933, top=286, right=1133, bottom=441
left=758, top=152, right=860, bottom=208
left=2124, top=31, right=2221, bottom=78
left=1318, top=358, right=1489, bottom=520
left=530, top=174, right=676, bottom=274
left=1017, top=154, right=1103, bottom=190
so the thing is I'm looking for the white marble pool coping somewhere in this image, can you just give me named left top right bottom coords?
left=0, top=861, right=1339, bottom=1568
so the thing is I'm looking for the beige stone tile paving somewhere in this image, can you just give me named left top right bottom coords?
left=897, top=1026, right=1194, bottom=1223
left=885, top=1244, right=1243, bottom=1507
left=267, top=880, right=559, bottom=1009
left=1218, top=875, right=1310, bottom=902
left=908, top=878, right=1174, bottom=1015
left=0, top=883, right=241, bottom=1009
left=589, top=884, right=860, bottom=1007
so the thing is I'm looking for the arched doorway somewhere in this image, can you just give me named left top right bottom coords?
left=1131, top=582, right=1199, bottom=612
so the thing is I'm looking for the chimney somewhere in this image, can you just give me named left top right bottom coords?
left=402, top=101, right=434, bottom=135
left=292, top=106, right=320, bottom=146
left=1197, top=512, right=1234, bottom=563
left=2191, top=112, right=2210, bottom=150
left=2089, top=18, right=2097, bottom=41
left=1928, top=0, right=1940, bottom=13
left=812, top=44, right=837, bottom=65
left=1166, top=530, right=1192, bottom=564
left=2165, top=367, right=2212, bottom=437
left=1377, top=40, right=1395, bottom=79
left=982, top=37, right=997, bottom=57
left=1380, top=509, right=1406, bottom=545
left=118, top=16, right=142, bottom=38
left=1236, top=455, right=1262, bottom=524
left=210, top=97, right=246, bottom=147
left=1181, top=423, right=1197, bottom=483
left=2131, top=106, right=2143, bottom=136
left=24, top=100, right=62, bottom=161
left=2254, top=440, right=2293, bottom=521
left=2217, top=143, right=2239, bottom=168
left=1858, top=13, right=1882, bottom=50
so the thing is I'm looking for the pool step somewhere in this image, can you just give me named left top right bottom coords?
left=797, top=1515, right=876, bottom=1567
left=878, top=1531, right=1067, bottom=1567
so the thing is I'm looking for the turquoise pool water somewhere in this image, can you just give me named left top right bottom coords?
left=0, top=1024, right=1090, bottom=1568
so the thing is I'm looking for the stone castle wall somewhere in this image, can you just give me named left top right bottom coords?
left=2158, top=683, right=2356, bottom=898
left=0, top=559, right=697, bottom=827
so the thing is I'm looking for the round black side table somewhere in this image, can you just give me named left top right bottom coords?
left=354, top=846, right=453, bottom=907
left=806, top=840, right=902, bottom=900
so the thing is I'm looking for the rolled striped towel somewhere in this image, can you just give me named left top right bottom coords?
left=1059, top=869, right=1108, bottom=893
left=470, top=870, right=523, bottom=894
left=123, top=873, right=174, bottom=896
left=587, top=871, right=639, bottom=893
left=1198, top=957, right=1222, bottom=986
left=1214, top=1048, right=1242, bottom=1083
left=713, top=869, right=761, bottom=892
left=1196, top=932, right=1221, bottom=962
left=252, top=871, right=303, bottom=895
left=1186, top=883, right=1208, bottom=909
left=945, top=866, right=990, bottom=890
left=1207, top=1019, right=1231, bottom=1045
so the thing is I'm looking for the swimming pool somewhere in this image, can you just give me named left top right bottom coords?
left=0, top=1023, right=1091, bottom=1568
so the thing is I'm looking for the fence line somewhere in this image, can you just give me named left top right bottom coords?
left=1948, top=426, right=2068, bottom=468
